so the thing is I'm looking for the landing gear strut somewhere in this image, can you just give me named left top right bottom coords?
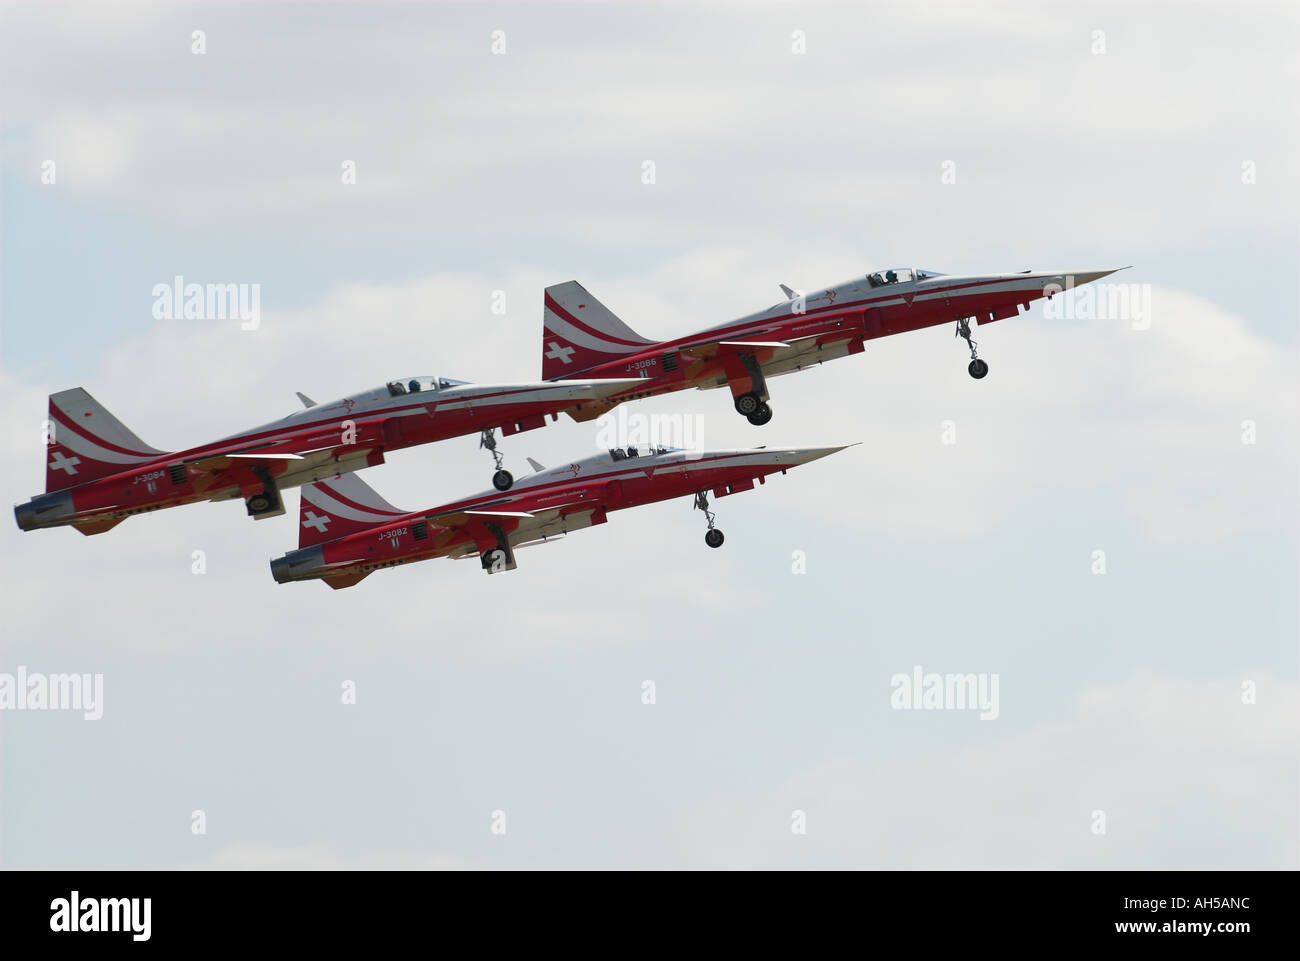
left=695, top=491, right=725, bottom=548
left=956, top=317, right=988, bottom=379
left=480, top=428, right=514, bottom=491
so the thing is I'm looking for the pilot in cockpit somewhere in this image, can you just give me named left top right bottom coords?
left=408, top=379, right=421, bottom=393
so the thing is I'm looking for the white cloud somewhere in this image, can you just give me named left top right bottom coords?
left=33, top=111, right=135, bottom=188
left=674, top=671, right=1299, bottom=869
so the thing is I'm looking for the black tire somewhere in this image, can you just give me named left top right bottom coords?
left=747, top=404, right=773, bottom=426
left=705, top=528, right=725, bottom=549
left=247, top=494, right=272, bottom=514
left=968, top=359, right=989, bottom=379
left=492, top=469, right=514, bottom=491
left=734, top=392, right=761, bottom=416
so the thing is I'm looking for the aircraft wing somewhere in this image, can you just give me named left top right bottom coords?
left=678, top=338, right=791, bottom=361
left=183, top=416, right=395, bottom=474
left=681, top=329, right=864, bottom=390
left=426, top=501, right=600, bottom=556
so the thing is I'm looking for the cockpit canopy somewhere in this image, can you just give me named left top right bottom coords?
left=385, top=376, right=469, bottom=397
left=609, top=445, right=682, bottom=461
left=866, top=267, right=945, bottom=288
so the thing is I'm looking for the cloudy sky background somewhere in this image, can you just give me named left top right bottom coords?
left=0, top=1, right=1296, bottom=869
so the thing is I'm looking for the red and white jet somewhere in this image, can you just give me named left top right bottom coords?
left=541, top=266, right=1123, bottom=424
left=271, top=443, right=851, bottom=589
left=15, top=375, right=637, bottom=535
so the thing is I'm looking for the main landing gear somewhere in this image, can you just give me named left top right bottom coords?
left=694, top=491, right=725, bottom=548
left=244, top=466, right=283, bottom=517
left=956, top=317, right=989, bottom=379
left=480, top=428, right=514, bottom=491
left=734, top=393, right=773, bottom=426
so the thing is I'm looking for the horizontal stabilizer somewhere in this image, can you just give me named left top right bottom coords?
left=72, top=516, right=127, bottom=536
left=323, top=571, right=371, bottom=590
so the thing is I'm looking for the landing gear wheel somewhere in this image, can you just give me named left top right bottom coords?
left=955, top=317, right=988, bottom=378
left=747, top=403, right=773, bottom=426
left=705, top=528, right=725, bottom=549
left=481, top=428, right=514, bottom=490
left=734, top=392, right=761, bottom=416
left=246, top=494, right=273, bottom=514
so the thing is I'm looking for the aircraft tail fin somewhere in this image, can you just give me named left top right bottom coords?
left=298, top=472, right=409, bottom=549
left=542, top=281, right=658, bottom=380
left=45, top=388, right=169, bottom=493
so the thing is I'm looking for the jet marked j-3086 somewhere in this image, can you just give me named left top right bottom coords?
left=540, top=265, right=1124, bottom=425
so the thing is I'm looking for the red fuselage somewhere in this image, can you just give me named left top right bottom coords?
left=272, top=445, right=843, bottom=587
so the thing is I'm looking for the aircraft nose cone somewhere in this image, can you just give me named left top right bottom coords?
left=786, top=444, right=856, bottom=466
left=1070, top=267, right=1126, bottom=287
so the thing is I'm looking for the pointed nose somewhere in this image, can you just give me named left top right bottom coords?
left=783, top=444, right=857, bottom=466
left=1069, top=267, right=1127, bottom=287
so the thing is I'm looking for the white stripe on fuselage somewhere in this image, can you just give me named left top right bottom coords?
left=675, top=275, right=1046, bottom=348
left=216, top=383, right=599, bottom=457
left=451, top=449, right=779, bottom=505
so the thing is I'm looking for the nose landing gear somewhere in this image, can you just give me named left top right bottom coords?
left=956, top=317, right=989, bottom=379
left=695, top=491, right=725, bottom=548
left=480, top=428, right=514, bottom=491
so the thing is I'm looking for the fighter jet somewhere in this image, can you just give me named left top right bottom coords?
left=540, top=267, right=1124, bottom=424
left=15, top=375, right=638, bottom=535
left=270, top=443, right=851, bottom=589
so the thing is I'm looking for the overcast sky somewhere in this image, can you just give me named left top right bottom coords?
left=0, top=0, right=1296, bottom=869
